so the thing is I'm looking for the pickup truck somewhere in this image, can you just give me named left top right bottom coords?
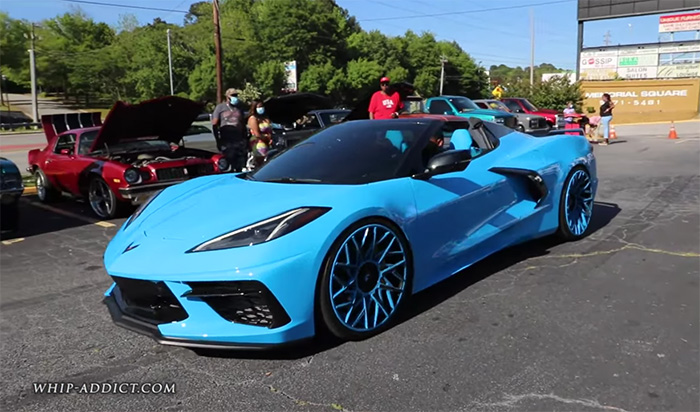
left=425, top=95, right=518, bottom=129
left=500, top=98, right=565, bottom=129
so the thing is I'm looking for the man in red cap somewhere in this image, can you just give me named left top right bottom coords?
left=368, top=76, right=403, bottom=119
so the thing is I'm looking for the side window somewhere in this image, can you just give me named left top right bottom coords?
left=428, top=100, right=451, bottom=115
left=54, top=133, right=76, bottom=154
left=475, top=101, right=488, bottom=109
left=503, top=100, right=522, bottom=113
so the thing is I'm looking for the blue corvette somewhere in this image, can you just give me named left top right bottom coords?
left=103, top=117, right=596, bottom=349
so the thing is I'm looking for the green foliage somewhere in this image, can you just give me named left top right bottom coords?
left=2, top=1, right=488, bottom=107
left=239, top=82, right=262, bottom=103
left=254, top=61, right=286, bottom=98
left=502, top=76, right=583, bottom=112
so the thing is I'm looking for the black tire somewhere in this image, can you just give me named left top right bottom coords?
left=516, top=124, right=525, bottom=133
left=88, top=177, right=127, bottom=219
left=317, top=218, right=413, bottom=341
left=556, top=166, right=594, bottom=241
left=34, top=168, right=60, bottom=203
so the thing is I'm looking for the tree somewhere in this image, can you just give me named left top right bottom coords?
left=0, top=13, right=30, bottom=89
left=254, top=61, right=286, bottom=98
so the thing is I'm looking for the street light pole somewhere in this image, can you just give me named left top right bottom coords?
left=167, top=29, right=174, bottom=95
left=28, top=23, right=39, bottom=123
left=530, top=9, right=535, bottom=86
left=439, top=56, right=448, bottom=96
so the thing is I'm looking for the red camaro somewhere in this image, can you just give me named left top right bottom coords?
left=27, top=96, right=231, bottom=219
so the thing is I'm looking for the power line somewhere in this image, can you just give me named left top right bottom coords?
left=59, top=0, right=189, bottom=14
left=360, top=0, right=574, bottom=22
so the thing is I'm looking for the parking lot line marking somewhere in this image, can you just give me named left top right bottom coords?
left=22, top=199, right=116, bottom=229
left=2, top=238, right=25, bottom=245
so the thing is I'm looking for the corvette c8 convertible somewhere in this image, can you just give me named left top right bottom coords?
left=103, top=117, right=597, bottom=349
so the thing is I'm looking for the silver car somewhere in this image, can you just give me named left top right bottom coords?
left=474, top=99, right=550, bottom=134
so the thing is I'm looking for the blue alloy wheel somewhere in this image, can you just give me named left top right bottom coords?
left=559, top=167, right=593, bottom=239
left=320, top=221, right=410, bottom=340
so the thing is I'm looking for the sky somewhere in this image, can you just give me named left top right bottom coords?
left=1, top=0, right=699, bottom=70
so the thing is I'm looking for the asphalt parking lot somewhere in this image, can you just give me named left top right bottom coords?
left=1, top=123, right=698, bottom=412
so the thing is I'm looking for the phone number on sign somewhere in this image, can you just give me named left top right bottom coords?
left=33, top=382, right=176, bottom=395
left=614, top=100, right=662, bottom=106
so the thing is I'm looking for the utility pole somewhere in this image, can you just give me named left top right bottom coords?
left=530, top=8, right=535, bottom=86
left=439, top=56, right=448, bottom=95
left=167, top=29, right=174, bottom=95
left=603, top=30, right=612, bottom=46
left=28, top=23, right=39, bottom=123
left=213, top=0, right=223, bottom=103
left=0, top=72, right=4, bottom=106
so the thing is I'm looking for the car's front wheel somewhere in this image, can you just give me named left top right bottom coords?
left=318, top=219, right=412, bottom=341
left=557, top=166, right=594, bottom=240
left=88, top=177, right=126, bottom=219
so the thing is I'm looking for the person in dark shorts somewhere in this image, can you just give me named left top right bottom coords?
left=212, top=88, right=248, bottom=171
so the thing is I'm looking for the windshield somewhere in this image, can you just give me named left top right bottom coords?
left=248, top=120, right=435, bottom=184
left=448, top=97, right=479, bottom=112
left=522, top=99, right=539, bottom=112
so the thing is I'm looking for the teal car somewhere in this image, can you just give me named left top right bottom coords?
left=425, top=96, right=518, bottom=129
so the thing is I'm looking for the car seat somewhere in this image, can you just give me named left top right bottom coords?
left=385, top=130, right=409, bottom=152
left=449, top=129, right=481, bottom=157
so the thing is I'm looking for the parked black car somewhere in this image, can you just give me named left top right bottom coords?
left=0, top=157, right=24, bottom=232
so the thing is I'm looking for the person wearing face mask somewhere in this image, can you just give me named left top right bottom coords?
left=247, top=100, right=273, bottom=169
left=212, top=88, right=247, bottom=171
left=563, top=101, right=580, bottom=135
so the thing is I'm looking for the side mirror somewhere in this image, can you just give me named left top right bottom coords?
left=412, top=150, right=472, bottom=180
left=60, top=149, right=71, bottom=155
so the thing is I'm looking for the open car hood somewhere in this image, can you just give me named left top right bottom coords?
left=95, top=96, right=204, bottom=147
left=263, top=93, right=333, bottom=126
left=41, top=112, right=102, bottom=143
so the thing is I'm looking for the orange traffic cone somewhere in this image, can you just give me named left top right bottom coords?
left=668, top=121, right=678, bottom=139
left=610, top=124, right=617, bottom=139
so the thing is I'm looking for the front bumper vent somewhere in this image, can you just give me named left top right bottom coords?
left=184, top=281, right=291, bottom=329
left=112, top=276, right=188, bottom=325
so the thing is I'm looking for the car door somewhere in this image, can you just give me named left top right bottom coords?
left=406, top=124, right=511, bottom=291
left=43, top=133, right=77, bottom=193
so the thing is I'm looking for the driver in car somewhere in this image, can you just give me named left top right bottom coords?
left=421, top=132, right=445, bottom=168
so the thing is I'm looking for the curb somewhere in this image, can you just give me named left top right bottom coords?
left=22, top=186, right=37, bottom=196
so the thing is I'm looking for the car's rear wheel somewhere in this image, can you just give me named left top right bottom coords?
left=318, top=219, right=412, bottom=341
left=88, top=177, right=125, bottom=219
left=557, top=166, right=594, bottom=240
left=35, top=168, right=60, bottom=203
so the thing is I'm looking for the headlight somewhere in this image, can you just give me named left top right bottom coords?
left=124, top=168, right=141, bottom=184
left=123, top=189, right=163, bottom=229
left=188, top=207, right=331, bottom=252
left=495, top=117, right=505, bottom=123
left=217, top=157, right=231, bottom=172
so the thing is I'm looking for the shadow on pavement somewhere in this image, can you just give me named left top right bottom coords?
left=0, top=196, right=105, bottom=241
left=193, top=201, right=621, bottom=359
